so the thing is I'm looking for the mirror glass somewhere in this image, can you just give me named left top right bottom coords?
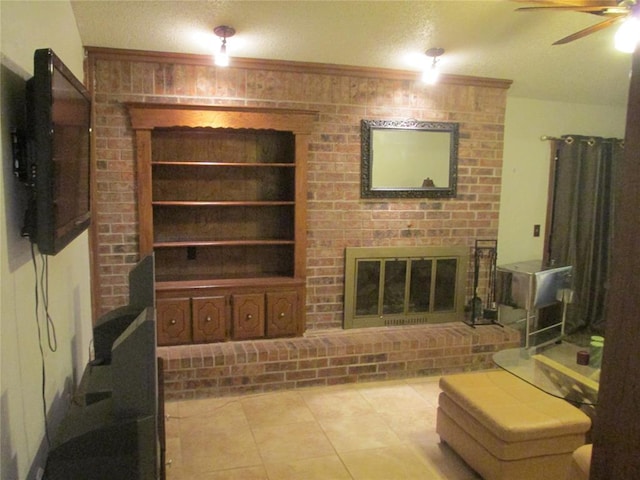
left=361, top=119, right=459, bottom=198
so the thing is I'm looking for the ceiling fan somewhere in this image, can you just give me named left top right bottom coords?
left=512, top=0, right=639, bottom=51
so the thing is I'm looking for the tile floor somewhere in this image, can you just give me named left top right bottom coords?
left=164, top=376, right=481, bottom=480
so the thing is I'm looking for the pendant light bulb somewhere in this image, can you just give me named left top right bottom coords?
left=422, top=60, right=440, bottom=85
left=216, top=41, right=229, bottom=67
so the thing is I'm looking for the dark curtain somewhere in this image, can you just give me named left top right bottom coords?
left=546, top=135, right=623, bottom=333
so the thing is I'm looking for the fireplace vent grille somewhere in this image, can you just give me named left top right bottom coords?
left=385, top=316, right=430, bottom=326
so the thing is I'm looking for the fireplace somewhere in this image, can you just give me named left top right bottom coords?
left=344, top=246, right=469, bottom=329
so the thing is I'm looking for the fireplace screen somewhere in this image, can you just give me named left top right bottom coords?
left=345, top=247, right=468, bottom=329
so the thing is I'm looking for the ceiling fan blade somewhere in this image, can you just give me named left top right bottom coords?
left=511, top=0, right=619, bottom=6
left=552, top=15, right=625, bottom=44
left=515, top=6, right=626, bottom=13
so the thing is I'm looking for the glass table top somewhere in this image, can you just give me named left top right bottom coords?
left=493, top=338, right=600, bottom=406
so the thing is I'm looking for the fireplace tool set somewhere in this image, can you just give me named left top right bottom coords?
left=466, top=239, right=500, bottom=327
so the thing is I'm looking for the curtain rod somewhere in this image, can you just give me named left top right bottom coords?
left=540, top=135, right=562, bottom=141
left=541, top=135, right=578, bottom=144
left=540, top=135, right=624, bottom=146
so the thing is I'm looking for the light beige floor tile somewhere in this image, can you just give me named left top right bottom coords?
left=164, top=436, right=183, bottom=470
left=318, top=413, right=403, bottom=453
left=181, top=425, right=262, bottom=474
left=178, top=395, right=242, bottom=416
left=414, top=431, right=482, bottom=480
left=165, top=400, right=180, bottom=417
left=340, top=444, right=443, bottom=480
left=164, top=409, right=182, bottom=440
left=164, top=436, right=185, bottom=480
left=177, top=396, right=244, bottom=419
left=407, top=377, right=443, bottom=406
left=179, top=398, right=248, bottom=434
left=194, top=465, right=269, bottom=480
left=300, top=387, right=375, bottom=419
left=251, top=421, right=335, bottom=464
left=357, top=382, right=433, bottom=414
left=165, top=464, right=187, bottom=480
left=263, top=454, right=352, bottom=480
left=241, top=391, right=315, bottom=427
left=380, top=408, right=438, bottom=445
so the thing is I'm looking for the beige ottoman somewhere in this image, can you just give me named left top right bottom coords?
left=436, top=370, right=591, bottom=480
left=567, top=444, right=592, bottom=480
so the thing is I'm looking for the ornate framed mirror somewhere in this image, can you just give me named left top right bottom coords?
left=361, top=119, right=459, bottom=198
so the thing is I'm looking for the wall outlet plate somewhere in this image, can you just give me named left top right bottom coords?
left=533, top=224, right=541, bottom=237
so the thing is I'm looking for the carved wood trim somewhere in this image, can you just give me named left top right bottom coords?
left=126, top=103, right=317, bottom=134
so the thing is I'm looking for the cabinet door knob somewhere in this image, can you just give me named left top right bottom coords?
left=279, top=312, right=285, bottom=318
left=205, top=316, right=212, bottom=323
left=170, top=319, right=177, bottom=325
left=246, top=314, right=253, bottom=320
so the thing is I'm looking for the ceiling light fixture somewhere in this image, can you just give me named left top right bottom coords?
left=214, top=25, right=235, bottom=67
left=423, top=48, right=444, bottom=85
left=614, top=14, right=640, bottom=53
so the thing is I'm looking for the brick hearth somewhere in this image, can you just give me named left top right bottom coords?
left=159, top=323, right=519, bottom=400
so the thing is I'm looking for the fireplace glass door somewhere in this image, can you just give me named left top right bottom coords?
left=345, top=247, right=468, bottom=329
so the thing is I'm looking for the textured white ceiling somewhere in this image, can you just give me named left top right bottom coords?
left=70, top=0, right=633, bottom=106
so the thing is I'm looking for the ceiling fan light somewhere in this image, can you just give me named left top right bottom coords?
left=614, top=16, right=640, bottom=53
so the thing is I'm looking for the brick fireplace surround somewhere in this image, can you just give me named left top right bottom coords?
left=87, top=49, right=514, bottom=399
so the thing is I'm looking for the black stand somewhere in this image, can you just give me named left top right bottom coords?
left=466, top=239, right=501, bottom=327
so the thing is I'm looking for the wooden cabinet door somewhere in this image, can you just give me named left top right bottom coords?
left=156, top=298, right=192, bottom=345
left=266, top=291, right=298, bottom=338
left=192, top=296, right=227, bottom=343
left=232, top=294, right=265, bottom=340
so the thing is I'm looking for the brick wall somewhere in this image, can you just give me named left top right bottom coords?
left=88, top=49, right=509, bottom=331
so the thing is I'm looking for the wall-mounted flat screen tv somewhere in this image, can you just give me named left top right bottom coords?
left=23, top=48, right=91, bottom=255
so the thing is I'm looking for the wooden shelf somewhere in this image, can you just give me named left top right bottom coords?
left=155, top=275, right=305, bottom=291
left=153, top=240, right=296, bottom=248
left=152, top=201, right=295, bottom=207
left=152, top=161, right=295, bottom=167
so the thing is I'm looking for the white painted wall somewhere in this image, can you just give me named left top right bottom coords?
left=498, top=96, right=628, bottom=266
left=1, top=2, right=93, bottom=479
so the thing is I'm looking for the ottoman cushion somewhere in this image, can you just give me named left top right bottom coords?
left=439, top=370, right=591, bottom=447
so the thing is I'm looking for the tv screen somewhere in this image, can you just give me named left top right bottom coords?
left=24, top=48, right=91, bottom=255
